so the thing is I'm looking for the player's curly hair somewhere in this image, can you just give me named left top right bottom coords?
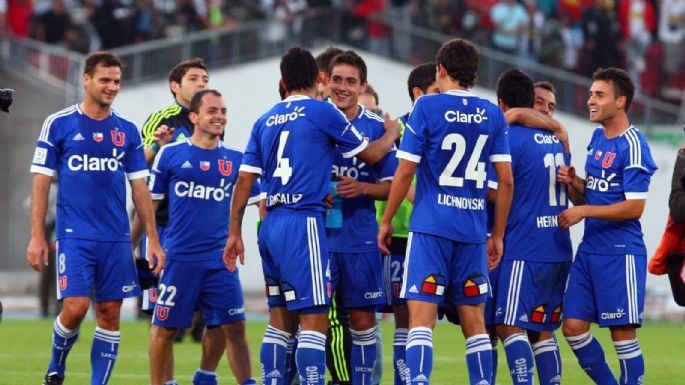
left=497, top=68, right=534, bottom=109
left=592, top=67, right=635, bottom=112
left=280, top=47, right=318, bottom=92
left=435, top=39, right=478, bottom=88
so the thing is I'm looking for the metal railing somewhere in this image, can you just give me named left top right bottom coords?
left=1, top=8, right=682, bottom=134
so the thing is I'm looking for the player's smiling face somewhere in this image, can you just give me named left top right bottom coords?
left=588, top=80, right=622, bottom=124
left=534, top=87, right=556, bottom=117
left=175, top=67, right=209, bottom=107
left=193, top=93, right=227, bottom=137
left=330, top=63, right=366, bottom=115
left=84, top=64, right=121, bottom=107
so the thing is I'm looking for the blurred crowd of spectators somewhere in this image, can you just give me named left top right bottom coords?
left=2, top=0, right=685, bottom=99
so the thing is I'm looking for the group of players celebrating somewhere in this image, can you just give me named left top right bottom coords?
left=27, top=37, right=655, bottom=385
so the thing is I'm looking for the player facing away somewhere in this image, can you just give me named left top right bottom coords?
left=26, top=51, right=165, bottom=385
left=378, top=38, right=514, bottom=385
left=147, top=90, right=257, bottom=385
left=375, top=62, right=440, bottom=385
left=224, top=47, right=400, bottom=385
left=558, top=68, right=657, bottom=385
left=493, top=69, right=573, bottom=385
left=327, top=50, right=398, bottom=385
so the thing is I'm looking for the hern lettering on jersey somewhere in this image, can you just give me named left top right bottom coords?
left=536, top=215, right=559, bottom=228
left=437, top=194, right=485, bottom=210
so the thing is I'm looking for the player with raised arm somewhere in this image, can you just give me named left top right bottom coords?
left=147, top=89, right=258, bottom=385
left=558, top=68, right=656, bottom=385
left=378, top=39, right=513, bottom=385
left=327, top=50, right=398, bottom=385
left=492, top=69, right=572, bottom=385
left=26, top=51, right=164, bottom=385
left=224, top=47, right=399, bottom=385
left=375, top=62, right=440, bottom=385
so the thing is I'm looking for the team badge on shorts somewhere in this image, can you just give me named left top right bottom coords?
left=421, top=274, right=446, bottom=296
left=156, top=305, right=170, bottom=320
left=531, top=305, right=547, bottom=323
left=58, top=276, right=67, bottom=291
left=463, top=275, right=488, bottom=298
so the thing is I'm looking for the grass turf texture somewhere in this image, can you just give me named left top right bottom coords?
left=1, top=318, right=683, bottom=385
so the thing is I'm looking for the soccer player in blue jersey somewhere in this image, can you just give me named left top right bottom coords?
left=26, top=51, right=165, bottom=385
left=376, top=62, right=440, bottom=385
left=225, top=47, right=399, bottom=385
left=558, top=68, right=657, bottom=385
left=493, top=69, right=573, bottom=385
left=378, top=38, right=514, bottom=385
left=147, top=89, right=257, bottom=385
left=327, top=50, right=399, bottom=385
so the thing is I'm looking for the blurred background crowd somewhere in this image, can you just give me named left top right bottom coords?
left=1, top=0, right=684, bottom=103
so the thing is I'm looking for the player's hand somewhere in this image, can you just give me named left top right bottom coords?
left=26, top=236, right=49, bottom=272
left=147, top=239, right=165, bottom=275
left=486, top=236, right=503, bottom=271
left=383, top=112, right=401, bottom=141
left=559, top=206, right=586, bottom=229
left=377, top=221, right=393, bottom=255
left=557, top=165, right=576, bottom=185
left=154, top=124, right=176, bottom=147
left=336, top=176, right=364, bottom=198
left=223, top=234, right=245, bottom=272
left=324, top=192, right=333, bottom=208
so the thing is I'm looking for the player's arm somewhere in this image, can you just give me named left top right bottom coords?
left=557, top=165, right=585, bottom=205
left=336, top=177, right=392, bottom=200
left=488, top=161, right=513, bottom=270
left=505, top=108, right=570, bottom=155
left=406, top=185, right=416, bottom=203
left=356, top=113, right=401, bottom=165
left=226, top=171, right=258, bottom=271
left=378, top=160, right=416, bottom=254
left=26, top=173, right=52, bottom=272
left=559, top=199, right=646, bottom=229
left=130, top=178, right=165, bottom=274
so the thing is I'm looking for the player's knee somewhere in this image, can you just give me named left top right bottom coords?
left=61, top=299, right=90, bottom=326
left=150, top=325, right=179, bottom=341
left=223, top=321, right=247, bottom=342
left=562, top=320, right=588, bottom=338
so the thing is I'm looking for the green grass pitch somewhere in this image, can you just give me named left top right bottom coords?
left=1, top=318, right=683, bottom=385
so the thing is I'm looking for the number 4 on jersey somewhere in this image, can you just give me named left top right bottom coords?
left=273, top=131, right=293, bottom=185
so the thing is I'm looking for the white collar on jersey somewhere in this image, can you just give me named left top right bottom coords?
left=282, top=95, right=311, bottom=102
left=445, top=89, right=477, bottom=98
left=618, top=125, right=638, bottom=136
left=75, top=103, right=113, bottom=117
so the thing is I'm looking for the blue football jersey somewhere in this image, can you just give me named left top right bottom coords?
left=327, top=106, right=398, bottom=252
left=502, top=125, right=573, bottom=262
left=579, top=126, right=657, bottom=255
left=399, top=90, right=510, bottom=243
left=241, top=95, right=368, bottom=215
left=30, top=105, right=148, bottom=241
left=150, top=139, right=251, bottom=260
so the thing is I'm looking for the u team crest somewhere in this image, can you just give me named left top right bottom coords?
left=218, top=159, right=232, bottom=176
left=111, top=130, right=125, bottom=146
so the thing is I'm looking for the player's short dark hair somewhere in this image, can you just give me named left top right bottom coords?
left=281, top=47, right=318, bottom=92
left=435, top=39, right=478, bottom=88
left=534, top=80, right=556, bottom=95
left=497, top=68, right=534, bottom=109
left=189, top=89, right=222, bottom=114
left=278, top=80, right=287, bottom=100
left=408, top=62, right=437, bottom=102
left=363, top=84, right=379, bottom=106
left=168, top=58, right=208, bottom=97
left=84, top=51, right=123, bottom=76
left=329, top=50, right=367, bottom=84
left=592, top=67, right=635, bottom=112
left=315, top=46, right=343, bottom=76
